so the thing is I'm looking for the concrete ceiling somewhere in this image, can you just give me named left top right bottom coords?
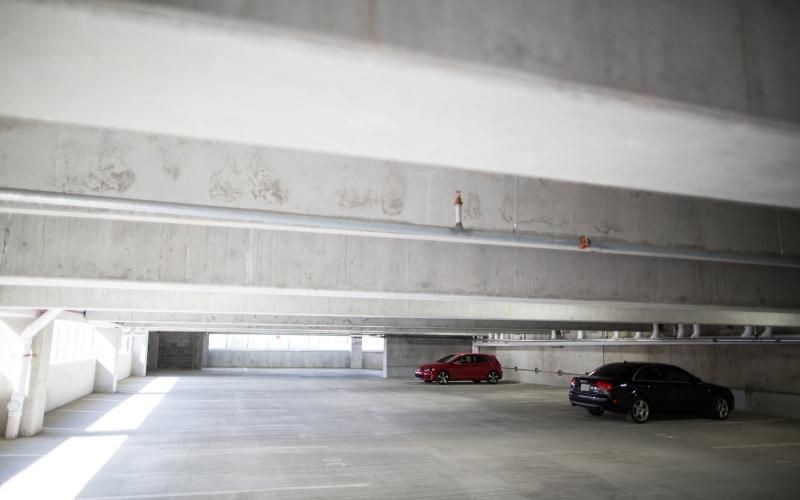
left=0, top=0, right=799, bottom=208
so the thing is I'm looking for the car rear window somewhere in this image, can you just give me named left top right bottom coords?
left=590, top=363, right=638, bottom=379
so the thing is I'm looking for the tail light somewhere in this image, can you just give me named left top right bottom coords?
left=570, top=377, right=577, bottom=386
left=595, top=380, right=614, bottom=394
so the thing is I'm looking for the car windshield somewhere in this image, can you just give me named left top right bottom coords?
left=436, top=354, right=458, bottom=363
left=590, top=363, right=639, bottom=379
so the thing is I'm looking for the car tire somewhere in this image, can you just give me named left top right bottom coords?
left=487, top=371, right=500, bottom=385
left=711, top=396, right=730, bottom=420
left=629, top=397, right=651, bottom=424
left=436, top=371, right=450, bottom=385
left=587, top=407, right=604, bottom=416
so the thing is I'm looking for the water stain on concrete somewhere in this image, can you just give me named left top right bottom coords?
left=60, top=144, right=137, bottom=193
left=0, top=118, right=19, bottom=133
left=465, top=192, right=481, bottom=219
left=163, top=162, right=182, bottom=180
left=249, top=164, right=287, bottom=205
left=338, top=188, right=379, bottom=209
left=209, top=159, right=244, bottom=202
left=594, top=223, right=621, bottom=235
left=380, top=171, right=406, bottom=216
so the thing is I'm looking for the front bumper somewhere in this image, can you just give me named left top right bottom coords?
left=414, top=369, right=434, bottom=381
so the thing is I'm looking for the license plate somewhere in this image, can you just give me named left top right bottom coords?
left=580, top=384, right=591, bottom=392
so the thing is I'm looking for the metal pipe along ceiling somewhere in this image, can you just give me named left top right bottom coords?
left=1, top=188, right=798, bottom=269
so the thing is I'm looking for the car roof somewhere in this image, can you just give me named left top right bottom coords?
left=602, top=361, right=682, bottom=369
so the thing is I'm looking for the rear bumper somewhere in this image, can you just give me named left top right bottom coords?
left=569, top=392, right=628, bottom=413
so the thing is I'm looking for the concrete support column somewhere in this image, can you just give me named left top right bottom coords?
left=131, top=332, right=149, bottom=377
left=94, top=327, right=121, bottom=393
left=691, top=324, right=701, bottom=338
left=350, top=336, right=363, bottom=369
left=147, top=332, right=160, bottom=372
left=200, top=333, right=209, bottom=368
left=383, top=336, right=472, bottom=379
left=19, top=323, right=54, bottom=437
left=676, top=324, right=685, bottom=338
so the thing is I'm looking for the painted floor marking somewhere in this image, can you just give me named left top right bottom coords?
left=712, top=442, right=800, bottom=449
left=77, top=482, right=370, bottom=499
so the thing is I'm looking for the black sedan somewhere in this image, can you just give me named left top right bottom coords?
left=569, top=362, right=734, bottom=423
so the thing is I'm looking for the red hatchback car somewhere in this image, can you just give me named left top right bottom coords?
left=415, top=353, right=503, bottom=385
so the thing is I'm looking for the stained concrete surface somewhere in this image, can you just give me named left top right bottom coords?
left=0, top=369, right=798, bottom=499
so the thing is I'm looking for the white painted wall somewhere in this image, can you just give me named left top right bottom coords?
left=45, top=359, right=95, bottom=412
left=116, top=351, right=132, bottom=382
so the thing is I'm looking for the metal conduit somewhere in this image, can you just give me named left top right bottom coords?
left=474, top=337, right=800, bottom=347
left=1, top=188, right=798, bottom=268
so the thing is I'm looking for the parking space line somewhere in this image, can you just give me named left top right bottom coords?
left=77, top=482, right=371, bottom=499
left=712, top=442, right=800, bottom=449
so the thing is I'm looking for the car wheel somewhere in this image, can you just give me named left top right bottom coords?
left=487, top=371, right=500, bottom=385
left=436, top=371, right=450, bottom=385
left=711, top=396, right=730, bottom=420
left=630, top=397, right=651, bottom=424
left=587, top=407, right=604, bottom=416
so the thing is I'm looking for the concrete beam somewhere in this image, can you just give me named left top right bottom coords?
left=1, top=215, right=798, bottom=310
left=131, top=0, right=800, bottom=125
left=1, top=117, right=798, bottom=259
left=0, top=1, right=799, bottom=207
left=2, top=284, right=799, bottom=327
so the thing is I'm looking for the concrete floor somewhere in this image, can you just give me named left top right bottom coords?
left=1, top=369, right=799, bottom=500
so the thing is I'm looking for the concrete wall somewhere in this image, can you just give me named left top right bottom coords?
left=208, top=350, right=350, bottom=368
left=384, top=336, right=472, bottom=378
left=157, top=332, right=203, bottom=370
left=363, top=351, right=384, bottom=371
left=480, top=344, right=800, bottom=418
left=45, top=359, right=95, bottom=413
left=116, top=351, right=132, bottom=382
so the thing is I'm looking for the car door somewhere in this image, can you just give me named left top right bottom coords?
left=633, top=365, right=672, bottom=412
left=662, top=366, right=706, bottom=413
left=473, top=355, right=490, bottom=379
left=450, top=355, right=470, bottom=381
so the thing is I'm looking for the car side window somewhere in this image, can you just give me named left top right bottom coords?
left=475, top=355, right=488, bottom=364
left=662, top=366, right=695, bottom=383
left=635, top=366, right=666, bottom=381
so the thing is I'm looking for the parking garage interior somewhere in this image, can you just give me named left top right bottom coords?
left=1, top=1, right=799, bottom=499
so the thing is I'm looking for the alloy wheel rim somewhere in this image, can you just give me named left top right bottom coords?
left=716, top=399, right=729, bottom=418
left=489, top=372, right=498, bottom=383
left=633, top=400, right=649, bottom=421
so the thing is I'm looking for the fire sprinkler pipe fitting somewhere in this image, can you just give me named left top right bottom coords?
left=454, top=190, right=463, bottom=230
